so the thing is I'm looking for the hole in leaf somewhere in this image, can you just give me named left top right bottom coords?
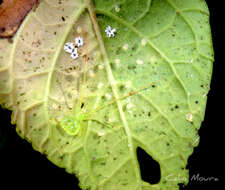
left=137, top=147, right=161, bottom=184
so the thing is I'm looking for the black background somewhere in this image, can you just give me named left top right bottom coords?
left=0, top=1, right=223, bottom=189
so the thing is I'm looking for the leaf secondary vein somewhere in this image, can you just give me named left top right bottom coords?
left=95, top=8, right=193, bottom=115
left=43, top=5, right=86, bottom=118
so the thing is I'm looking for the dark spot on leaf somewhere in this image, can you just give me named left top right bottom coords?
left=128, top=65, right=136, bottom=70
left=137, top=147, right=161, bottom=184
left=7, top=37, right=13, bottom=43
left=115, top=47, right=121, bottom=55
left=132, top=44, right=138, bottom=51
left=119, top=84, right=125, bottom=91
left=59, top=155, right=64, bottom=160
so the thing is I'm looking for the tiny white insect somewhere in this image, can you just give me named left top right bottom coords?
left=114, top=5, right=120, bottom=12
left=136, top=59, right=144, bottom=65
left=97, top=82, right=104, bottom=89
left=123, top=43, right=129, bottom=51
left=98, top=63, right=104, bottom=70
left=89, top=70, right=95, bottom=77
left=125, top=81, right=132, bottom=88
left=126, top=103, right=134, bottom=110
left=105, top=26, right=112, bottom=33
left=76, top=26, right=82, bottom=34
left=115, top=58, right=120, bottom=65
left=105, top=93, right=112, bottom=100
left=186, top=113, right=193, bottom=122
left=64, top=42, right=75, bottom=54
left=141, top=38, right=147, bottom=46
left=98, top=131, right=105, bottom=137
left=75, top=37, right=84, bottom=47
left=105, top=26, right=116, bottom=38
left=71, top=48, right=79, bottom=60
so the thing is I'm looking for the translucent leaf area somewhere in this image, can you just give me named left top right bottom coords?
left=0, top=0, right=213, bottom=190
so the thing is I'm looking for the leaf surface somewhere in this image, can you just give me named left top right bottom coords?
left=0, top=0, right=214, bottom=190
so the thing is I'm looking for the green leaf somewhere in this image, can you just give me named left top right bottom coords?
left=0, top=0, right=214, bottom=189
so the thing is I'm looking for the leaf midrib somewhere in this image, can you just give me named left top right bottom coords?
left=86, top=0, right=142, bottom=189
